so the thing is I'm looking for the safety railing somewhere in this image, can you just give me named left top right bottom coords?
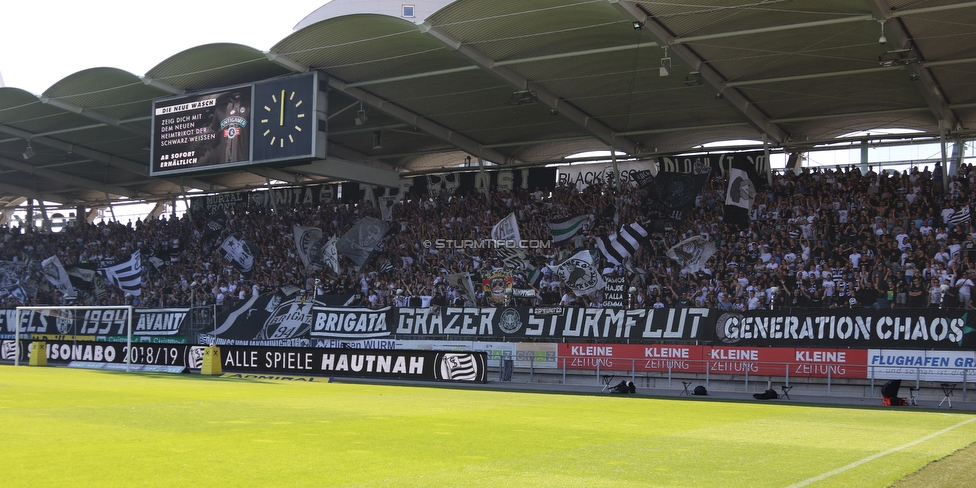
left=499, top=355, right=975, bottom=401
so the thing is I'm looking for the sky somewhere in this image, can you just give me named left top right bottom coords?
left=0, top=0, right=329, bottom=95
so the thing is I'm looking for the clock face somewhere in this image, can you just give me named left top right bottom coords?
left=251, top=74, right=317, bottom=163
left=259, top=89, right=307, bottom=149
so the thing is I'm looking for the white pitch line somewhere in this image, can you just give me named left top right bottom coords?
left=786, top=416, right=976, bottom=488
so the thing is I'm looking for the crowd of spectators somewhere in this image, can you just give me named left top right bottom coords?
left=3, top=161, right=976, bottom=312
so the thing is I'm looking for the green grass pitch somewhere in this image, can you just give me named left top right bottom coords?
left=1, top=366, right=974, bottom=487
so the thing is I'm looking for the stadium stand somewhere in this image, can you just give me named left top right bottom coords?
left=3, top=161, right=975, bottom=314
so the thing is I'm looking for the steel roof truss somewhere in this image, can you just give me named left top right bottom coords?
left=610, top=0, right=789, bottom=143
left=420, top=22, right=640, bottom=156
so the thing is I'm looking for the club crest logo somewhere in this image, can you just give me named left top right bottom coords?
left=260, top=298, right=314, bottom=340
left=498, top=308, right=523, bottom=334
left=188, top=346, right=206, bottom=369
left=435, top=352, right=485, bottom=382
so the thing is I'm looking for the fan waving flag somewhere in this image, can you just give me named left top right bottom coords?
left=322, top=237, right=340, bottom=274
left=218, top=236, right=260, bottom=278
left=547, top=250, right=605, bottom=295
left=645, top=160, right=711, bottom=222
left=200, top=210, right=227, bottom=256
left=550, top=215, right=589, bottom=243
left=294, top=225, right=325, bottom=272
left=336, top=217, right=391, bottom=270
left=41, top=255, right=76, bottom=299
left=724, top=158, right=764, bottom=229
left=100, top=251, right=143, bottom=297
left=447, top=272, right=479, bottom=304
left=667, top=236, right=717, bottom=273
left=944, top=205, right=971, bottom=226
left=596, top=223, right=648, bottom=265
left=491, top=212, right=521, bottom=245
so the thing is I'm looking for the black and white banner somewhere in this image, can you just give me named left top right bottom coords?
left=59, top=304, right=974, bottom=350
left=188, top=185, right=340, bottom=214
left=100, top=251, right=143, bottom=297
left=378, top=194, right=402, bottom=221
left=602, top=275, right=628, bottom=308
left=8, top=339, right=200, bottom=368
left=596, top=223, right=647, bottom=265
left=394, top=307, right=709, bottom=341
left=310, top=306, right=393, bottom=339
left=402, top=168, right=556, bottom=198
left=496, top=246, right=531, bottom=270
left=207, top=293, right=355, bottom=345
left=189, top=191, right=250, bottom=214
left=221, top=345, right=487, bottom=382
left=709, top=309, right=974, bottom=349
left=0, top=308, right=189, bottom=337
left=556, top=161, right=654, bottom=190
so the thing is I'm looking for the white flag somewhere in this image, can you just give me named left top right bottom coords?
left=491, top=212, right=521, bottom=245
left=447, top=272, right=478, bottom=304
left=322, top=237, right=340, bottom=274
left=546, top=250, right=604, bottom=295
left=666, top=236, right=716, bottom=273
left=41, top=255, right=76, bottom=299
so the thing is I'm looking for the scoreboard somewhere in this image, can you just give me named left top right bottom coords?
left=150, top=72, right=325, bottom=176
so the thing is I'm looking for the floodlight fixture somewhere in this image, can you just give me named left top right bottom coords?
left=507, top=90, right=538, bottom=105
left=659, top=47, right=672, bottom=77
left=355, top=103, right=368, bottom=125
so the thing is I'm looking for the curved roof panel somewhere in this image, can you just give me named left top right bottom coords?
left=146, top=43, right=291, bottom=92
left=0, top=0, right=975, bottom=213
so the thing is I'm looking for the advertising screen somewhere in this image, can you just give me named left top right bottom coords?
left=151, top=85, right=253, bottom=176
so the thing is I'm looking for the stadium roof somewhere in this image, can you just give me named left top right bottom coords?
left=2, top=0, right=976, bottom=211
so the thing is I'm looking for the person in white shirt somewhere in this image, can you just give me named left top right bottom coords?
left=747, top=291, right=761, bottom=310
left=957, top=274, right=974, bottom=309
left=822, top=277, right=836, bottom=303
left=895, top=232, right=910, bottom=250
